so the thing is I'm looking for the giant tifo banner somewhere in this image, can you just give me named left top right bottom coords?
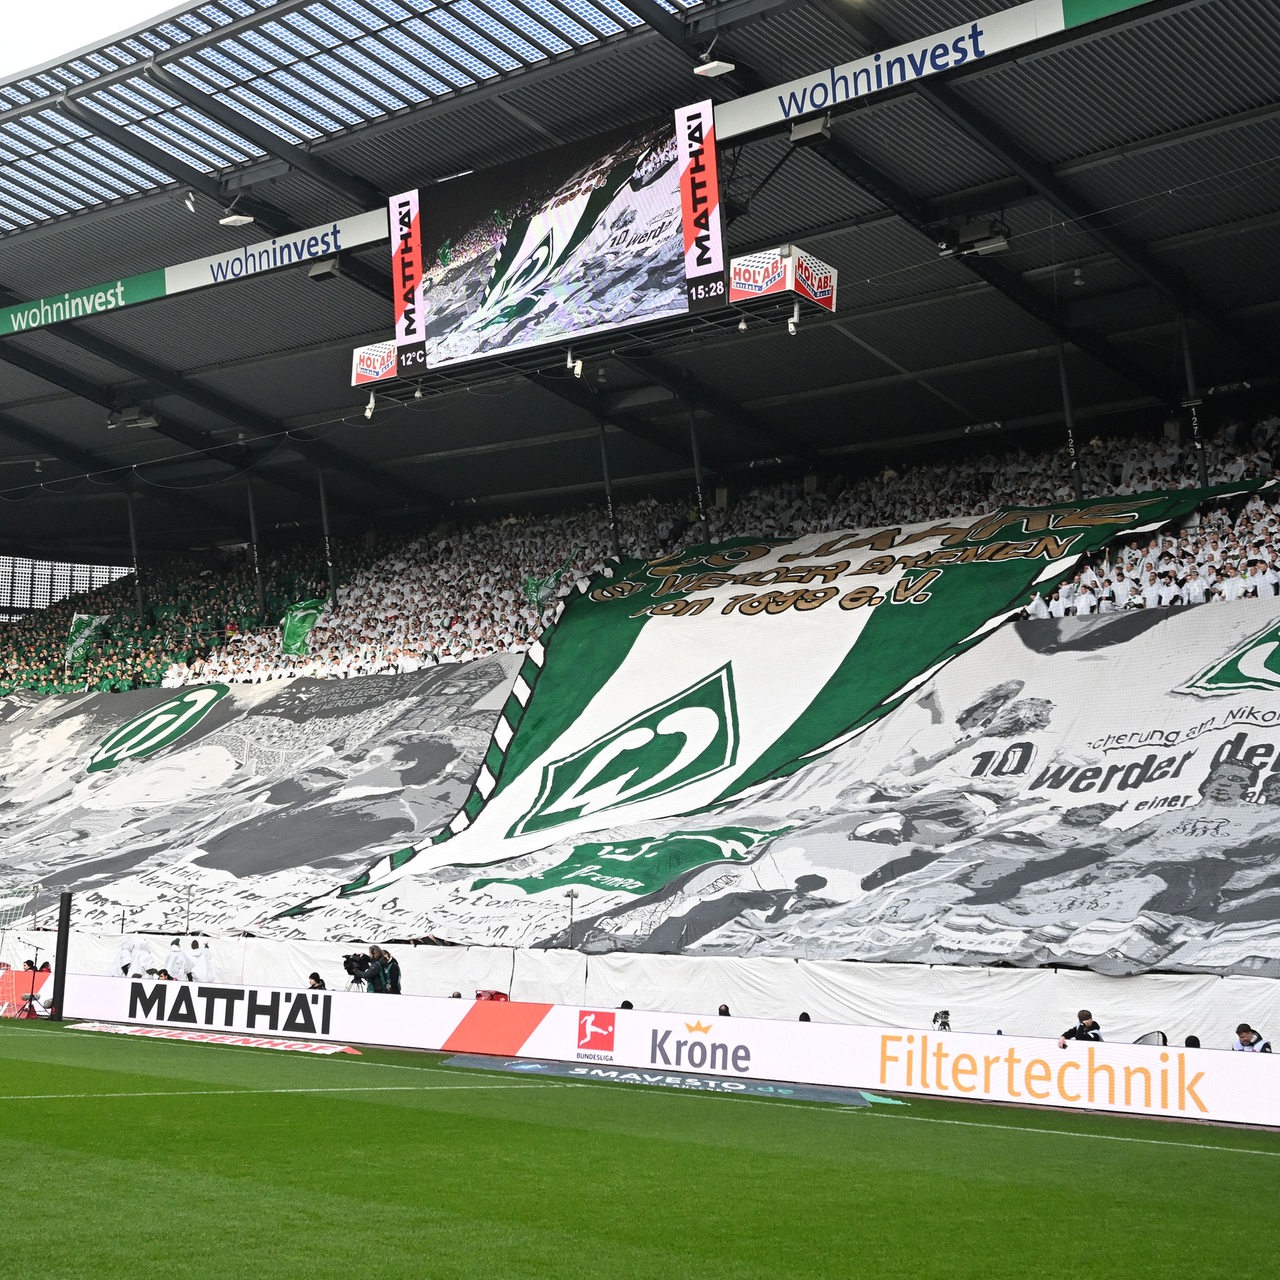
left=6, top=485, right=1280, bottom=977
left=268, top=482, right=1280, bottom=976
left=61, top=977, right=1280, bottom=1126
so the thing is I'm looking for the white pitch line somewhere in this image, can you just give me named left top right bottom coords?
left=0, top=1081, right=587, bottom=1103
left=850, top=1105, right=1280, bottom=1158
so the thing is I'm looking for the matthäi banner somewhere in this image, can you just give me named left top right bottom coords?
left=62, top=975, right=1280, bottom=1127
left=713, top=0, right=1156, bottom=142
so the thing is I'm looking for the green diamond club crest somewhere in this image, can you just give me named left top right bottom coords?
left=511, top=664, right=740, bottom=837
left=1182, top=620, right=1280, bottom=696
left=88, top=685, right=230, bottom=773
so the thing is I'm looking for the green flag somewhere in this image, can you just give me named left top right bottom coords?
left=65, top=613, right=109, bottom=665
left=524, top=547, right=584, bottom=607
left=280, top=599, right=325, bottom=656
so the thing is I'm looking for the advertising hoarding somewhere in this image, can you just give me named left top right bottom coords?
left=64, top=975, right=1280, bottom=1127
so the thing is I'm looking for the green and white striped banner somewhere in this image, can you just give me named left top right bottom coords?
left=65, top=612, right=109, bottom=665
left=321, top=482, right=1264, bottom=906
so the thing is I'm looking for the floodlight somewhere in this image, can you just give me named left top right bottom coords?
left=218, top=197, right=254, bottom=228
left=789, top=115, right=830, bottom=145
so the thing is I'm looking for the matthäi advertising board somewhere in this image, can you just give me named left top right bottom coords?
left=64, top=975, right=1279, bottom=1127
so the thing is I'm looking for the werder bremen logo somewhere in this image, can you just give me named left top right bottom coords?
left=88, top=685, right=229, bottom=773
left=510, top=664, right=740, bottom=837
left=1182, top=620, right=1280, bottom=696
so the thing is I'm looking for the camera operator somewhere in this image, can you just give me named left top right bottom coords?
left=342, top=949, right=382, bottom=992
left=380, top=947, right=401, bottom=995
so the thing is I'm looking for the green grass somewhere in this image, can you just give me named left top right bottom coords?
left=2, top=1020, right=1279, bottom=1279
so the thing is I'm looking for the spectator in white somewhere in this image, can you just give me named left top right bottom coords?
left=112, top=936, right=141, bottom=977
left=128, top=937, right=153, bottom=977
left=164, top=938, right=191, bottom=982
left=1216, top=565, right=1247, bottom=602
left=1096, top=578, right=1117, bottom=613
left=1142, top=572, right=1163, bottom=610
left=1184, top=565, right=1211, bottom=605
left=189, top=939, right=214, bottom=984
left=1048, top=588, right=1070, bottom=619
left=1156, top=572, right=1182, bottom=608
left=1232, top=1022, right=1271, bottom=1052
left=1025, top=592, right=1050, bottom=620
left=1074, top=582, right=1098, bottom=615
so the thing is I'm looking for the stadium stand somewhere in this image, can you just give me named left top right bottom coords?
left=0, top=416, right=1276, bottom=694
left=2, top=1, right=1280, bottom=1097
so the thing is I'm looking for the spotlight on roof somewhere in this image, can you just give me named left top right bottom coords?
left=183, top=189, right=196, bottom=214
left=107, top=406, right=158, bottom=430
left=694, top=56, right=736, bottom=78
left=937, top=218, right=1010, bottom=258
left=307, top=257, right=341, bottom=282
left=788, top=114, right=830, bottom=145
left=218, top=198, right=254, bottom=228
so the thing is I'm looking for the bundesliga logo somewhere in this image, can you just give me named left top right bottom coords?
left=577, top=1010, right=615, bottom=1052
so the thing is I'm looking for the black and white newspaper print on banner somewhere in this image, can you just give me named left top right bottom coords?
left=3, top=493, right=1280, bottom=975
left=0, top=658, right=518, bottom=934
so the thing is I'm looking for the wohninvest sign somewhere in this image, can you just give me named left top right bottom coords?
left=0, top=209, right=388, bottom=339
left=714, top=0, right=1156, bottom=141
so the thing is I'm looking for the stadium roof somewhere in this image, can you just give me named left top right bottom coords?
left=0, top=0, right=1276, bottom=561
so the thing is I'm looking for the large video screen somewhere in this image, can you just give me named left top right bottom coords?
left=411, top=122, right=685, bottom=367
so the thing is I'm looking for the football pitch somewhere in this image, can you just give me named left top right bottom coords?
left=2, top=1021, right=1277, bottom=1280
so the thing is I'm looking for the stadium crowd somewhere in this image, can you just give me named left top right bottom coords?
left=0, top=415, right=1277, bottom=696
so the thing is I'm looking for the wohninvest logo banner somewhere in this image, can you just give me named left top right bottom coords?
left=0, top=210, right=388, bottom=338
left=714, top=0, right=1156, bottom=142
